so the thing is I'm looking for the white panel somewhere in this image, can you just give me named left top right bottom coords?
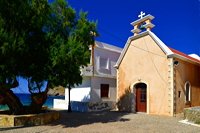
left=53, top=99, right=68, bottom=109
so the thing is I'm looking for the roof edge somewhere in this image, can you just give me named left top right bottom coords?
left=148, top=31, right=173, bottom=56
left=95, top=41, right=123, bottom=53
left=168, top=53, right=200, bottom=66
left=114, top=31, right=149, bottom=68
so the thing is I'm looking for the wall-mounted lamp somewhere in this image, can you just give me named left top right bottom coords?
left=138, top=79, right=141, bottom=81
left=174, top=61, right=179, bottom=66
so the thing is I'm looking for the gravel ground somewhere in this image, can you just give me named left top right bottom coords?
left=0, top=110, right=200, bottom=133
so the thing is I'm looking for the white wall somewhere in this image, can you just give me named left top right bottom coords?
left=65, top=76, right=117, bottom=103
left=65, top=87, right=91, bottom=102
left=94, top=47, right=120, bottom=77
left=74, top=76, right=91, bottom=88
left=91, top=77, right=116, bottom=102
left=65, top=76, right=91, bottom=102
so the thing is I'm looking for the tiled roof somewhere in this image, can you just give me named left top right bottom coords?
left=168, top=47, right=200, bottom=64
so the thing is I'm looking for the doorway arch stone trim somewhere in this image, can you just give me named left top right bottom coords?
left=131, top=80, right=150, bottom=114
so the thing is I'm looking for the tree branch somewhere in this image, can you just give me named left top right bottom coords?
left=28, top=79, right=33, bottom=94
left=36, top=82, right=41, bottom=93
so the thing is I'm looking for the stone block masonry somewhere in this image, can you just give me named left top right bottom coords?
left=184, top=106, right=200, bottom=122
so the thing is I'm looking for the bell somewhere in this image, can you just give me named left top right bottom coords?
left=139, top=24, right=145, bottom=30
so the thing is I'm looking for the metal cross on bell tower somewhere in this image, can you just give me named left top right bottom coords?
left=138, top=11, right=146, bottom=19
left=130, top=12, right=155, bottom=36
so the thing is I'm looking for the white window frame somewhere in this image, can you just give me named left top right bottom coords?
left=99, top=56, right=109, bottom=70
left=185, top=81, right=191, bottom=102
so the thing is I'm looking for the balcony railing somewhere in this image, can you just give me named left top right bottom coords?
left=80, top=64, right=93, bottom=76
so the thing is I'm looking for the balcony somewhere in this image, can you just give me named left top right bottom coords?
left=80, top=64, right=93, bottom=76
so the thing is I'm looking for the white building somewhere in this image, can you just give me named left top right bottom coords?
left=53, top=41, right=122, bottom=112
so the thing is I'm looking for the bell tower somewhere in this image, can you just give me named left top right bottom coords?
left=131, top=11, right=155, bottom=36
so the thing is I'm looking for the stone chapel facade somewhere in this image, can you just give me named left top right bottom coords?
left=114, top=14, right=200, bottom=116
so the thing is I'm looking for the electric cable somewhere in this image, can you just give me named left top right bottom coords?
left=142, top=37, right=172, bottom=115
left=98, top=27, right=126, bottom=43
left=98, top=27, right=166, bottom=57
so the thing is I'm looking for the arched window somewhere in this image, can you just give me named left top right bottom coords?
left=185, top=82, right=191, bottom=102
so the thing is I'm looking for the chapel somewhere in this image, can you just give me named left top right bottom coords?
left=114, top=12, right=200, bottom=116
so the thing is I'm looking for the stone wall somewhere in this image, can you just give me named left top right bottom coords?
left=88, top=101, right=116, bottom=112
left=184, top=107, right=200, bottom=122
left=71, top=101, right=116, bottom=112
left=0, top=110, right=60, bottom=126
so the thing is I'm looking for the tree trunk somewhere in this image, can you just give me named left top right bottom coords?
left=0, top=90, right=23, bottom=115
left=4, top=90, right=24, bottom=115
left=24, top=83, right=49, bottom=114
left=24, top=92, right=47, bottom=114
left=0, top=79, right=24, bottom=115
left=68, top=85, right=72, bottom=112
left=0, top=79, right=49, bottom=115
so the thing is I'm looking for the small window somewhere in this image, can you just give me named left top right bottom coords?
left=178, top=91, right=181, bottom=98
left=185, top=82, right=191, bottom=103
left=185, top=82, right=191, bottom=102
left=99, top=56, right=108, bottom=69
left=101, top=84, right=109, bottom=98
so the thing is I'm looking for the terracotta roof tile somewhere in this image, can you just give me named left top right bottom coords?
left=168, top=47, right=200, bottom=64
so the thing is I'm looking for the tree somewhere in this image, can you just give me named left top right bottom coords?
left=0, top=0, right=98, bottom=115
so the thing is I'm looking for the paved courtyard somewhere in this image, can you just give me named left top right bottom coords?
left=0, top=110, right=200, bottom=133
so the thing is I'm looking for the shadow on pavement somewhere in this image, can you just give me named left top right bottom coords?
left=0, top=110, right=131, bottom=132
left=49, top=110, right=130, bottom=127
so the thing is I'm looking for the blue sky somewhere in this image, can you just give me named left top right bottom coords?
left=12, top=0, right=200, bottom=93
left=67, top=0, right=200, bottom=55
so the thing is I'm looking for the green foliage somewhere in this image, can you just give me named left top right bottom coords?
left=0, top=0, right=51, bottom=88
left=0, top=0, right=98, bottom=91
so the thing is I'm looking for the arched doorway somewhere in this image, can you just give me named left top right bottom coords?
left=135, top=83, right=147, bottom=112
